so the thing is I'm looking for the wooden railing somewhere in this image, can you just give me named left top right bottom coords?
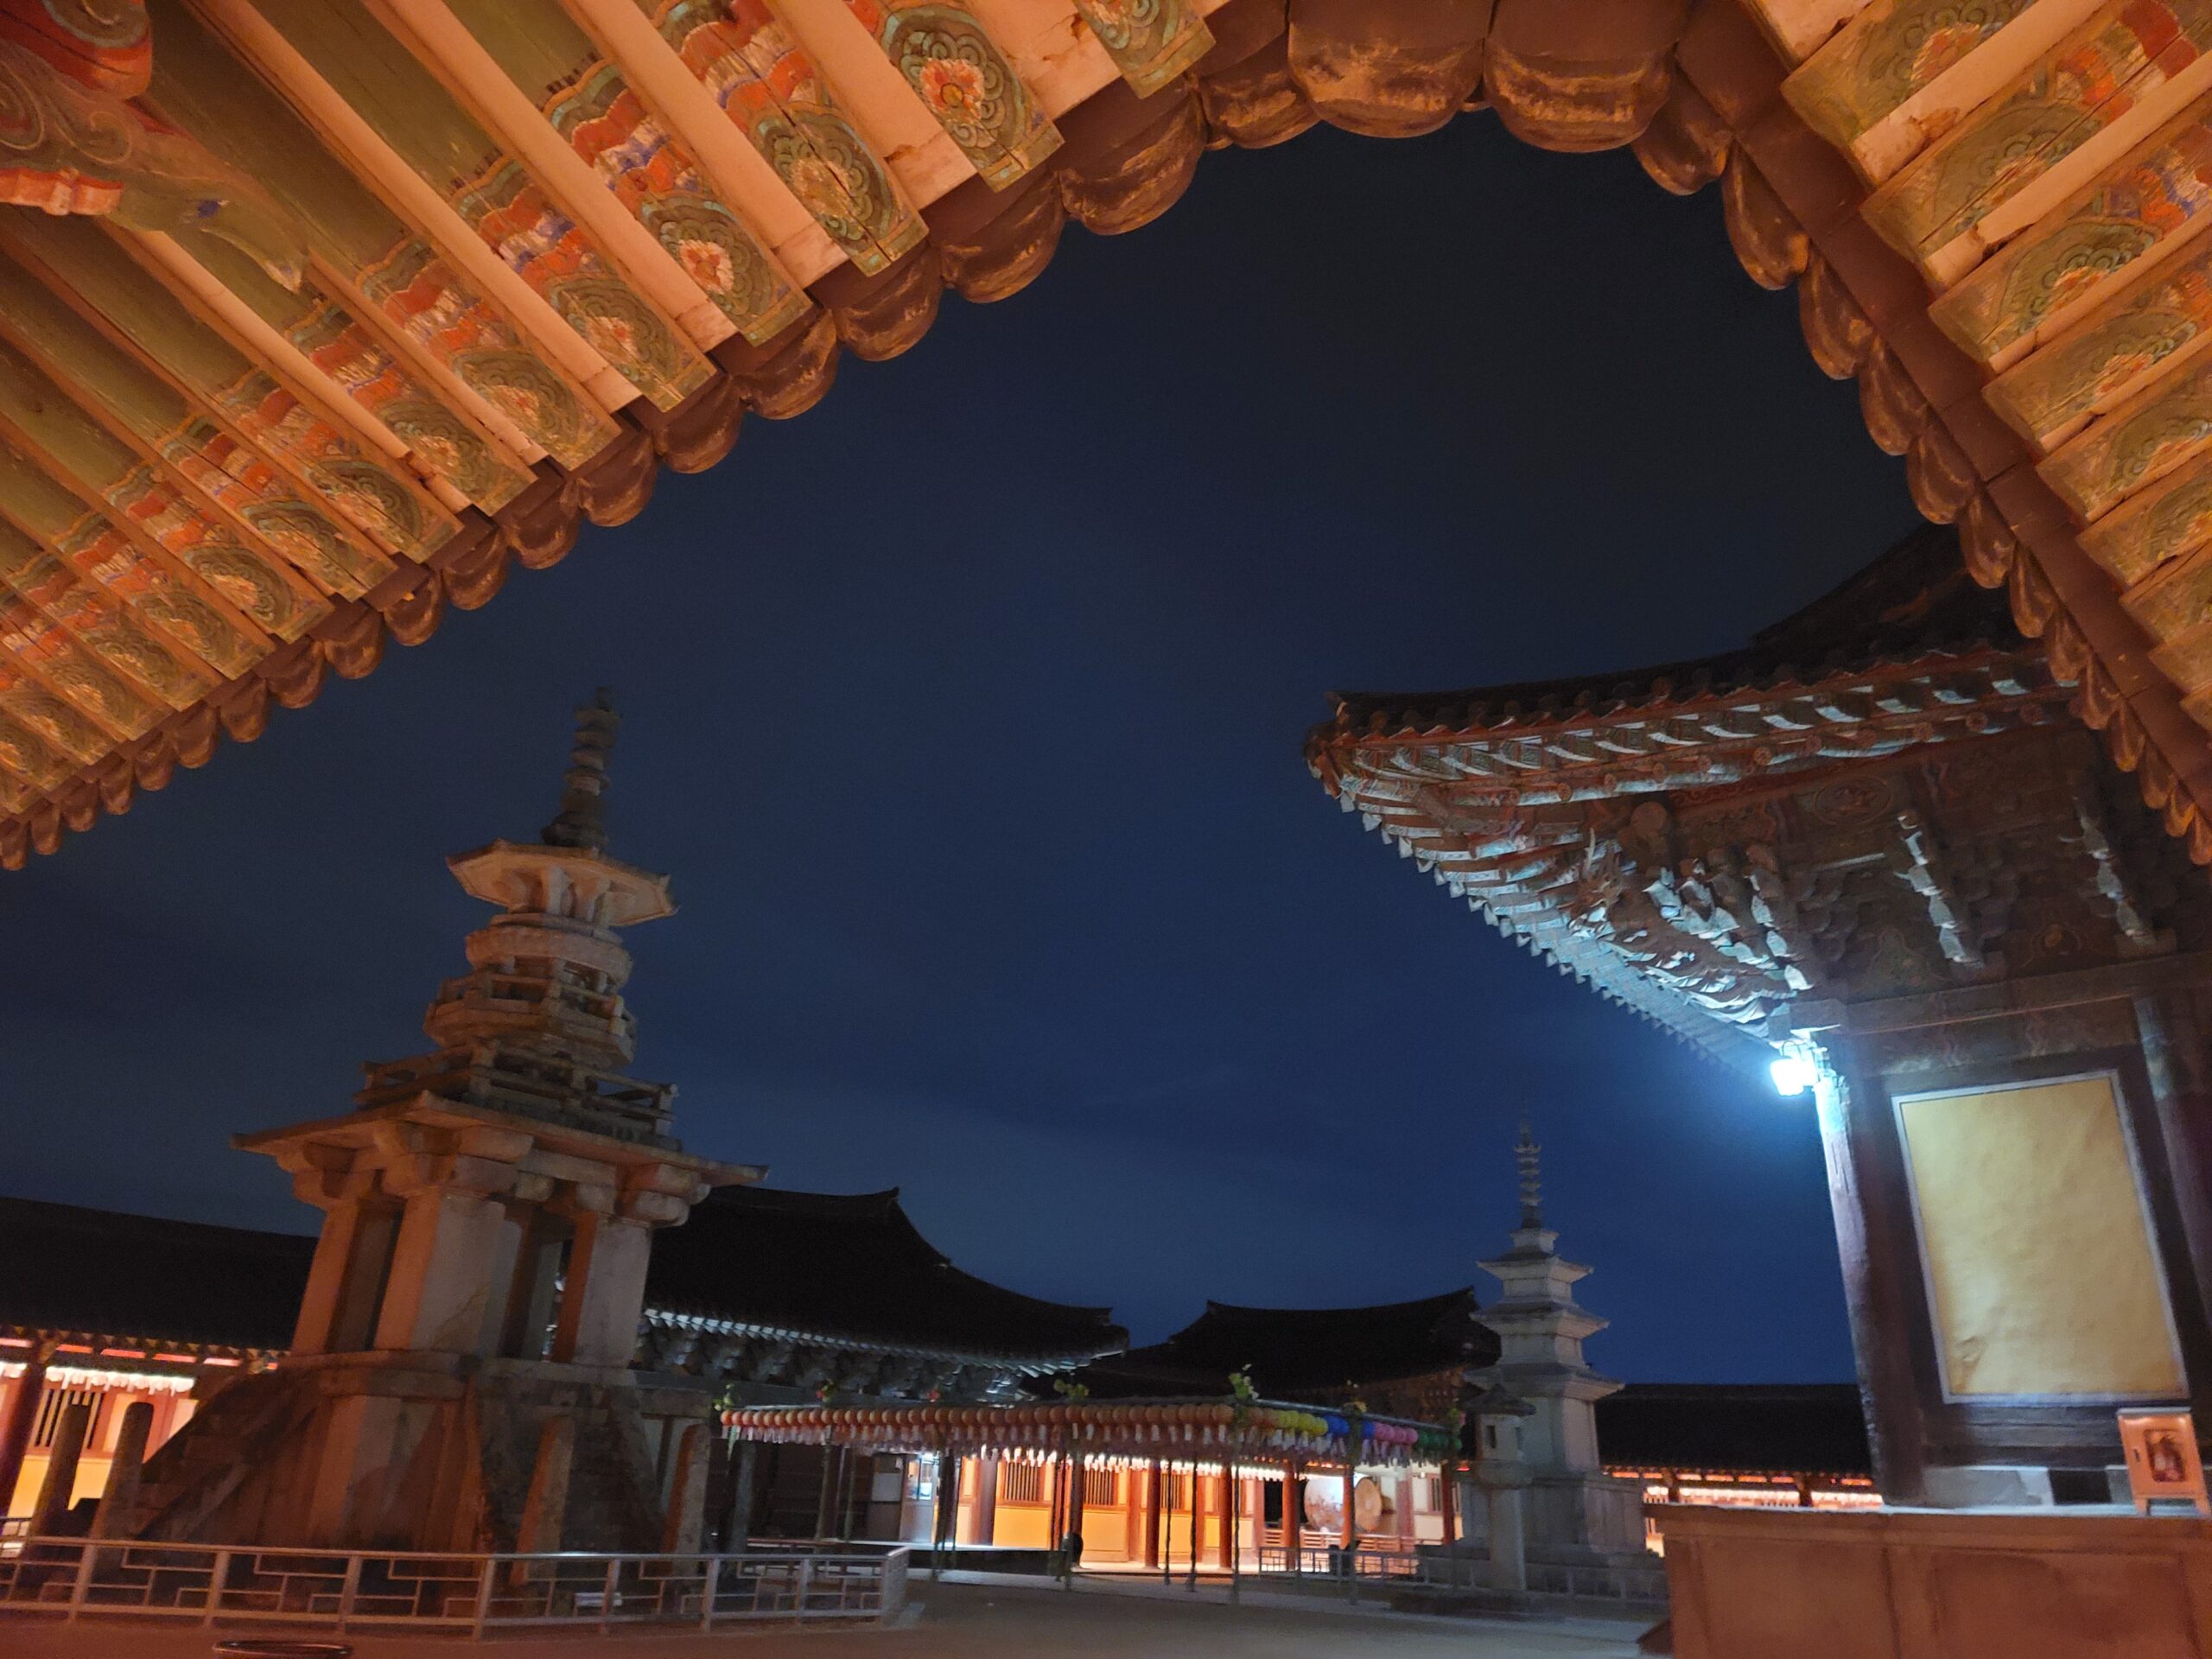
left=0, top=1533, right=907, bottom=1636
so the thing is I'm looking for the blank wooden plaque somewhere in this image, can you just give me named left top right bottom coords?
left=1897, top=1073, right=2184, bottom=1401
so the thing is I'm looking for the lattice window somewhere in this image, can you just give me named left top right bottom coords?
left=33, top=1386, right=102, bottom=1449
left=1001, top=1462, right=1043, bottom=1504
left=1422, top=1476, right=1444, bottom=1512
left=1084, top=1467, right=1117, bottom=1506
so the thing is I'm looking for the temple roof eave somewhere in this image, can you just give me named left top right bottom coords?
left=642, top=1306, right=1123, bottom=1374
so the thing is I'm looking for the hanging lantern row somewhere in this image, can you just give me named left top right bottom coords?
left=719, top=1399, right=1456, bottom=1469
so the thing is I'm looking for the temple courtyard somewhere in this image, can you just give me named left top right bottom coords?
left=1, top=1576, right=1654, bottom=1658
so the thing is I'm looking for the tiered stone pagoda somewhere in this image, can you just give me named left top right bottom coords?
left=1467, top=1126, right=1643, bottom=1566
left=115, top=693, right=756, bottom=1552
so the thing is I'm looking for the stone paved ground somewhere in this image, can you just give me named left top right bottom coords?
left=5, top=1573, right=1654, bottom=1657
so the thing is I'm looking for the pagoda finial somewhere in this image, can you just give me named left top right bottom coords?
left=541, top=687, right=618, bottom=854
left=1516, top=1120, right=1543, bottom=1230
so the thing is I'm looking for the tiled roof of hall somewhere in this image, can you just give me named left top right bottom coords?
left=18, top=0, right=2212, bottom=885
left=0, top=1193, right=315, bottom=1354
left=1315, top=527, right=2038, bottom=749
left=1595, top=1382, right=1872, bottom=1479
left=642, top=1185, right=1128, bottom=1371
left=1066, top=1288, right=1498, bottom=1402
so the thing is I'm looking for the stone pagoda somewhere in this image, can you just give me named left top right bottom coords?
left=1468, top=1124, right=1644, bottom=1564
left=115, top=693, right=757, bottom=1552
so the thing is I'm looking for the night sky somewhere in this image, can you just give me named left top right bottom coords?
left=0, top=118, right=1919, bottom=1382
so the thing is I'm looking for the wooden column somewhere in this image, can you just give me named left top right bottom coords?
left=1821, top=1050, right=1931, bottom=1504
left=930, top=1453, right=961, bottom=1577
left=814, top=1446, right=841, bottom=1540
left=0, top=1338, right=53, bottom=1516
left=1141, top=1460, right=1160, bottom=1569
left=724, top=1439, right=760, bottom=1548
left=1185, top=1466, right=1198, bottom=1587
left=1065, top=1452, right=1086, bottom=1562
left=970, top=1454, right=998, bottom=1546
left=2133, top=988, right=2212, bottom=1435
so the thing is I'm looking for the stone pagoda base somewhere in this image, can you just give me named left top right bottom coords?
left=116, top=1353, right=715, bottom=1552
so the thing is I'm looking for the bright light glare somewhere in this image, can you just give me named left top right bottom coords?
left=1770, top=1055, right=1817, bottom=1097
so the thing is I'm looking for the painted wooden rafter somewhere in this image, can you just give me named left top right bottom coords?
left=12, top=0, right=2212, bottom=905
left=162, top=0, right=635, bottom=450
left=429, top=0, right=808, bottom=346
left=0, top=211, right=462, bottom=560
left=244, top=0, right=720, bottom=410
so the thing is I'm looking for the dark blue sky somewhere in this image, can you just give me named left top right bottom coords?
left=0, top=119, right=1916, bottom=1381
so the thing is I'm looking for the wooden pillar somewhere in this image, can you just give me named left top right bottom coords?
left=1225, top=1465, right=1240, bottom=1600
left=88, top=1400, right=154, bottom=1541
left=814, top=1446, right=841, bottom=1540
left=1142, top=1460, right=1161, bottom=1569
left=725, top=1439, right=760, bottom=1548
left=0, top=1338, right=53, bottom=1517
left=1439, top=1464, right=1456, bottom=1547
left=1824, top=1051, right=1931, bottom=1503
left=930, top=1453, right=962, bottom=1578
left=1185, top=1465, right=1198, bottom=1587
left=2133, top=989, right=2212, bottom=1436
left=970, top=1454, right=999, bottom=1546
left=31, top=1400, right=89, bottom=1535
left=1065, top=1452, right=1086, bottom=1564
left=841, top=1449, right=867, bottom=1541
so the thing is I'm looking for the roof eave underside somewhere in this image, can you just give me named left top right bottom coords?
left=645, top=1306, right=1122, bottom=1371
left=8, top=0, right=2212, bottom=887
left=1309, top=626, right=2068, bottom=1071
